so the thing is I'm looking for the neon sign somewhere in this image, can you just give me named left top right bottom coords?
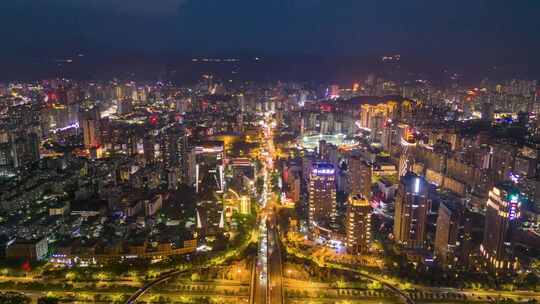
left=312, top=168, right=335, bottom=175
left=508, top=194, right=519, bottom=221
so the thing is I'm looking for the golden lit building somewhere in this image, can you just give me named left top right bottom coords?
left=359, top=102, right=398, bottom=131
left=240, top=196, right=251, bottom=215
left=308, top=162, right=336, bottom=233
left=346, top=195, right=372, bottom=254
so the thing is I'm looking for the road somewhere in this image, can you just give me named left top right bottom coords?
left=252, top=218, right=269, bottom=304
left=251, top=212, right=284, bottom=304
left=251, top=112, right=284, bottom=304
left=267, top=215, right=284, bottom=304
left=126, top=269, right=186, bottom=304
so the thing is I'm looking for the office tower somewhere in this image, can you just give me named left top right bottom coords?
left=346, top=195, right=372, bottom=254
left=348, top=155, right=372, bottom=198
left=434, top=197, right=472, bottom=269
left=393, top=173, right=430, bottom=249
left=480, top=184, right=523, bottom=271
left=163, top=126, right=189, bottom=176
left=81, top=108, right=101, bottom=149
left=308, top=162, right=336, bottom=233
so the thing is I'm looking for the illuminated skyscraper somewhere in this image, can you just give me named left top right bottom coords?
left=162, top=126, right=189, bottom=182
left=398, top=124, right=416, bottom=177
left=393, top=173, right=430, bottom=249
left=346, top=195, right=372, bottom=254
left=348, top=155, right=372, bottom=198
left=308, top=162, right=336, bottom=233
left=480, top=184, right=523, bottom=271
left=192, top=141, right=225, bottom=193
left=80, top=108, right=101, bottom=150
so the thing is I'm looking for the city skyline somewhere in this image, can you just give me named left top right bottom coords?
left=1, top=2, right=540, bottom=304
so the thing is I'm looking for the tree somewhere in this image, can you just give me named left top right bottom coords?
left=0, top=292, right=31, bottom=304
left=38, top=297, right=59, bottom=304
left=255, top=176, right=264, bottom=195
left=523, top=273, right=539, bottom=289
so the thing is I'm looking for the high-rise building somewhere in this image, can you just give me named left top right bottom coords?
left=11, top=133, right=40, bottom=168
left=359, top=102, right=398, bottom=132
left=114, top=85, right=124, bottom=100
left=434, top=196, right=472, bottom=269
left=162, top=126, right=189, bottom=182
left=346, top=195, right=372, bottom=254
left=192, top=141, right=225, bottom=193
left=80, top=108, right=101, bottom=149
left=240, top=196, right=251, bottom=215
left=82, top=119, right=100, bottom=149
left=393, top=173, right=430, bottom=249
left=308, top=162, right=336, bottom=233
left=142, top=135, right=156, bottom=164
left=287, top=173, right=301, bottom=204
left=348, top=156, right=372, bottom=198
left=398, top=124, right=416, bottom=177
left=318, top=140, right=327, bottom=160
left=0, top=142, right=12, bottom=170
left=480, top=184, right=523, bottom=271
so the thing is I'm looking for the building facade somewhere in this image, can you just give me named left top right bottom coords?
left=480, top=184, right=523, bottom=271
left=346, top=195, right=372, bottom=254
left=434, top=197, right=472, bottom=269
left=393, top=173, right=430, bottom=249
left=308, top=162, right=336, bottom=234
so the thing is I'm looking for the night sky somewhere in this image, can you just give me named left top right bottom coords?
left=1, top=0, right=540, bottom=79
